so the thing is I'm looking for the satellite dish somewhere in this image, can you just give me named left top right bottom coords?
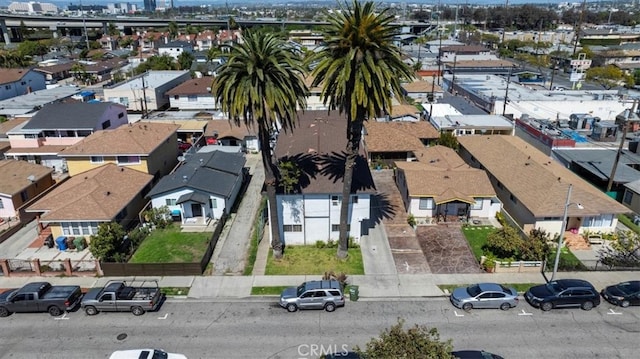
left=27, top=175, right=36, bottom=182
left=177, top=156, right=186, bottom=162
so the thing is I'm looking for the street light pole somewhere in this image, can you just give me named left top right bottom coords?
left=551, top=184, right=583, bottom=281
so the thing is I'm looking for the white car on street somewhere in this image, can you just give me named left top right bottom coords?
left=109, top=349, right=187, bottom=359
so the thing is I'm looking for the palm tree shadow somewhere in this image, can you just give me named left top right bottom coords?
left=276, top=152, right=319, bottom=194
left=316, top=151, right=395, bottom=226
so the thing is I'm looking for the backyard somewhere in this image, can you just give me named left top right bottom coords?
left=265, top=246, right=364, bottom=275
left=129, top=225, right=211, bottom=263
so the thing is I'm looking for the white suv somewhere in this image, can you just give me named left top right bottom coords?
left=279, top=280, right=345, bottom=312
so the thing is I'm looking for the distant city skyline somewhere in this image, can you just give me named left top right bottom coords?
left=0, top=0, right=603, bottom=9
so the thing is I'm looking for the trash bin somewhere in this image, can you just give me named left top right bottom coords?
left=73, top=237, right=86, bottom=251
left=66, top=237, right=76, bottom=250
left=349, top=285, right=359, bottom=302
left=44, top=235, right=54, bottom=249
left=55, top=236, right=68, bottom=251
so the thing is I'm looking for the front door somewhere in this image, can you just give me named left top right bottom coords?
left=191, top=203, right=202, bottom=217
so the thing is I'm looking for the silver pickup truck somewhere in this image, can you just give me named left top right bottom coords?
left=81, top=280, right=164, bottom=316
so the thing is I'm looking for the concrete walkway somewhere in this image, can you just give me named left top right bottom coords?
left=211, top=154, right=265, bottom=275
left=359, top=222, right=397, bottom=275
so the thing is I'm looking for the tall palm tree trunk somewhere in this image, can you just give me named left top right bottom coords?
left=258, top=124, right=284, bottom=259
left=338, top=118, right=364, bottom=258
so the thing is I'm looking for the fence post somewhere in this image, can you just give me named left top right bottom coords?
left=32, top=258, right=42, bottom=276
left=519, top=261, right=524, bottom=273
left=0, top=259, right=10, bottom=277
left=63, top=258, right=72, bottom=276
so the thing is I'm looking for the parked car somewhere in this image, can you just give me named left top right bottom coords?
left=525, top=279, right=600, bottom=311
left=81, top=280, right=164, bottom=316
left=0, top=282, right=83, bottom=317
left=601, top=280, right=640, bottom=307
left=450, top=283, right=518, bottom=311
left=109, top=349, right=187, bottom=359
left=279, top=280, right=345, bottom=312
left=452, top=350, right=504, bottom=359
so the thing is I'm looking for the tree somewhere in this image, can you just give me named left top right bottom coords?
left=522, top=228, right=551, bottom=261
left=309, top=0, right=414, bottom=258
left=598, top=231, right=640, bottom=268
left=135, top=54, right=176, bottom=74
left=437, top=132, right=459, bottom=151
left=142, top=206, right=172, bottom=229
left=168, top=21, right=179, bottom=40
left=213, top=29, right=308, bottom=259
left=18, top=20, right=31, bottom=41
left=278, top=160, right=301, bottom=194
left=586, top=65, right=627, bottom=89
left=177, top=51, right=195, bottom=71
left=17, top=40, right=49, bottom=62
left=356, top=319, right=454, bottom=358
left=107, top=22, right=119, bottom=36
left=485, top=225, right=522, bottom=259
left=89, top=222, right=125, bottom=262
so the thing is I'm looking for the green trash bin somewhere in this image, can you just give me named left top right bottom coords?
left=73, top=237, right=86, bottom=251
left=349, top=285, right=359, bottom=301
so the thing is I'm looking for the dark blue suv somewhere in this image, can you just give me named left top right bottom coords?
left=525, top=279, right=600, bottom=311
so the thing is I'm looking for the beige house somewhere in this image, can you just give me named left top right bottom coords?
left=457, top=135, right=629, bottom=236
left=363, top=121, right=440, bottom=165
left=58, top=123, right=180, bottom=180
left=0, top=159, right=54, bottom=219
left=395, top=146, right=500, bottom=221
left=26, top=164, right=153, bottom=239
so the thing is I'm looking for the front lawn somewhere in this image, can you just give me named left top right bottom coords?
left=547, top=247, right=586, bottom=271
left=462, top=226, right=495, bottom=260
left=129, top=225, right=211, bottom=263
left=251, top=286, right=290, bottom=295
left=265, top=246, right=364, bottom=275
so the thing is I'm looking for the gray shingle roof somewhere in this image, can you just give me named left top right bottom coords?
left=148, top=151, right=246, bottom=199
left=554, top=148, right=640, bottom=184
left=23, top=102, right=116, bottom=130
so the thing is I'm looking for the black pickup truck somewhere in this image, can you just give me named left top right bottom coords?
left=0, top=282, right=83, bottom=317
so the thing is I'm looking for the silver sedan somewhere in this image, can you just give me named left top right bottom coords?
left=450, top=283, right=519, bottom=311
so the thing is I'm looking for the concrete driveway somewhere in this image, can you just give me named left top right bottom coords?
left=416, top=224, right=483, bottom=274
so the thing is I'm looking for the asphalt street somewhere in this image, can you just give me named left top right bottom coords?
left=0, top=298, right=637, bottom=359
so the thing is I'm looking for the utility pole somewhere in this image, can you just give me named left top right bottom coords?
left=502, top=66, right=515, bottom=116
left=607, top=100, right=638, bottom=192
left=141, top=72, right=149, bottom=119
left=429, top=73, right=436, bottom=121
left=451, top=54, right=458, bottom=95
left=79, top=0, right=90, bottom=50
left=573, top=0, right=587, bottom=56
left=436, top=0, right=442, bottom=86
left=500, top=0, right=509, bottom=45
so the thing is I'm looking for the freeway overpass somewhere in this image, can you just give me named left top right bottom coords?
left=0, top=13, right=437, bottom=44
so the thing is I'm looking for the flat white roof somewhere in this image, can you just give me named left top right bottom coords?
left=108, top=70, right=189, bottom=90
left=435, top=114, right=514, bottom=129
left=0, top=86, right=81, bottom=116
left=422, top=103, right=462, bottom=118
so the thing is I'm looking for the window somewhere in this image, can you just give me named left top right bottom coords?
left=20, top=190, right=28, bottom=202
left=623, top=190, right=633, bottom=205
left=331, top=224, right=350, bottom=232
left=165, top=198, right=177, bottom=206
left=117, top=156, right=141, bottom=165
left=71, top=222, right=80, bottom=235
left=352, top=196, right=358, bottom=204
left=331, top=195, right=340, bottom=206
left=0, top=199, right=3, bottom=209
left=419, top=197, right=434, bottom=210
left=90, top=156, right=104, bottom=164
left=188, top=95, right=198, bottom=102
left=21, top=81, right=26, bottom=85
left=5, top=85, right=10, bottom=90
left=584, top=214, right=614, bottom=228
left=118, top=112, right=124, bottom=118
left=102, top=120, right=111, bottom=129
left=470, top=198, right=483, bottom=210
left=509, top=194, right=517, bottom=204
left=497, top=181, right=503, bottom=189
left=174, top=95, right=179, bottom=100
left=101, top=293, right=114, bottom=301
left=283, top=224, right=302, bottom=232
left=209, top=198, right=217, bottom=209
left=313, top=291, right=327, bottom=297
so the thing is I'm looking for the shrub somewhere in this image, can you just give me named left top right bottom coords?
left=326, top=239, right=338, bottom=248
left=315, top=240, right=326, bottom=249
left=322, top=271, right=348, bottom=289
left=407, top=214, right=416, bottom=227
left=348, top=236, right=360, bottom=249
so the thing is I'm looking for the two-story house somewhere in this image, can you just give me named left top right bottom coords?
left=4, top=102, right=128, bottom=172
left=166, top=77, right=216, bottom=110
left=195, top=30, right=217, bottom=51
left=58, top=122, right=180, bottom=181
left=104, top=70, right=191, bottom=112
left=158, top=40, right=194, bottom=60
left=0, top=68, right=46, bottom=101
left=0, top=159, right=54, bottom=219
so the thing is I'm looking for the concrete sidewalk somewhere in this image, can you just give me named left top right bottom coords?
left=2, top=271, right=638, bottom=299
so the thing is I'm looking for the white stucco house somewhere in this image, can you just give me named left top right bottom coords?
left=147, top=150, right=246, bottom=223
left=157, top=40, right=194, bottom=60
left=103, top=70, right=191, bottom=112
left=274, top=111, right=375, bottom=245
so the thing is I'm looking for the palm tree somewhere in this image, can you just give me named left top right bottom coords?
left=309, top=0, right=414, bottom=258
left=213, top=29, right=308, bottom=259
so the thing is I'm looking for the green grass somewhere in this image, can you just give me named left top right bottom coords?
left=438, top=283, right=542, bottom=294
left=251, top=286, right=289, bottom=295
left=129, top=225, right=211, bottom=263
left=618, top=214, right=640, bottom=234
left=461, top=226, right=495, bottom=260
left=243, top=197, right=267, bottom=275
left=547, top=247, right=586, bottom=271
left=265, top=246, right=364, bottom=275
left=160, top=287, right=190, bottom=296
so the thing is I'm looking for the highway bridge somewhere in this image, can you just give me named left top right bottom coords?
left=0, top=13, right=437, bottom=44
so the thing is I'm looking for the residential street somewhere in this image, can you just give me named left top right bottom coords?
left=0, top=299, right=637, bottom=358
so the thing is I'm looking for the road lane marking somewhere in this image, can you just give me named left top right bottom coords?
left=607, top=308, right=622, bottom=315
left=158, top=313, right=168, bottom=319
left=54, top=313, right=69, bottom=320
left=518, top=309, right=533, bottom=316
left=454, top=311, right=464, bottom=317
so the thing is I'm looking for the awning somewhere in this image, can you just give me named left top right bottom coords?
left=176, top=191, right=210, bottom=204
left=171, top=209, right=181, bottom=216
